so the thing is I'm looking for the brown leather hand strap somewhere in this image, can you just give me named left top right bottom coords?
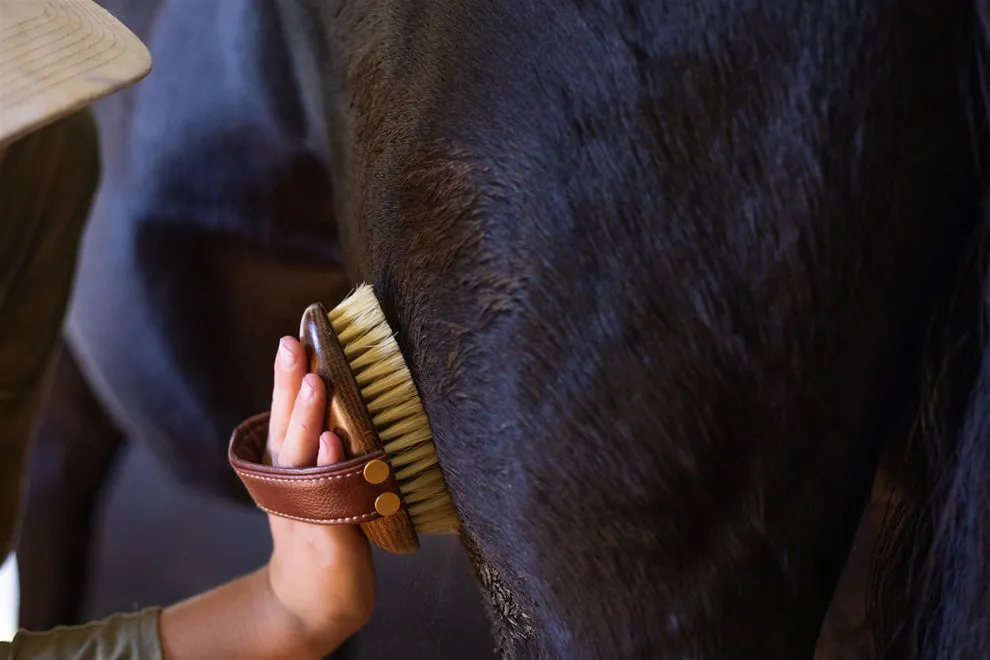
left=228, top=411, right=402, bottom=524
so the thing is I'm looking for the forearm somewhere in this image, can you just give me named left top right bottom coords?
left=158, top=566, right=354, bottom=660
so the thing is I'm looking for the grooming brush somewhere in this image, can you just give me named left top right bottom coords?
left=229, top=283, right=460, bottom=555
left=301, top=284, right=460, bottom=550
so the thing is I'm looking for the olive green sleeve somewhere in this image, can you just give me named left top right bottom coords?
left=0, top=607, right=164, bottom=660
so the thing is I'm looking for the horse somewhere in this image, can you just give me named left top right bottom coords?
left=18, top=0, right=990, bottom=657
left=276, top=0, right=990, bottom=657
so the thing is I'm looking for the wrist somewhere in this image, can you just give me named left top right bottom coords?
left=261, top=562, right=366, bottom=656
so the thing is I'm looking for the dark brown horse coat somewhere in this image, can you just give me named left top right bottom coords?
left=275, top=1, right=987, bottom=657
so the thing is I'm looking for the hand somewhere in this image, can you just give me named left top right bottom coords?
left=158, top=336, right=375, bottom=659
left=265, top=336, right=376, bottom=649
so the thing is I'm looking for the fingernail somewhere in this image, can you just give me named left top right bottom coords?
left=278, top=338, right=295, bottom=368
left=318, top=431, right=343, bottom=466
left=319, top=432, right=334, bottom=453
left=301, top=374, right=318, bottom=399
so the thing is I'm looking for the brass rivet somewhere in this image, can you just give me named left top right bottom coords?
left=375, top=492, right=401, bottom=517
left=363, top=459, right=390, bottom=485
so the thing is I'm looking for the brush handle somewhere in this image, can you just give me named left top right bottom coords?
left=299, top=303, right=420, bottom=554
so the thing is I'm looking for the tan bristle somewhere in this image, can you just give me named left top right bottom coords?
left=371, top=399, right=422, bottom=426
left=395, top=457, right=439, bottom=481
left=404, top=484, right=448, bottom=505
left=328, top=284, right=460, bottom=535
left=382, top=426, right=433, bottom=452
left=408, top=496, right=453, bottom=517
left=365, top=384, right=418, bottom=415
left=348, top=344, right=396, bottom=372
left=386, top=442, right=437, bottom=467
left=360, top=369, right=412, bottom=399
left=378, top=415, right=430, bottom=442
left=341, top=324, right=393, bottom=358
left=353, top=353, right=406, bottom=384
left=402, top=470, right=446, bottom=491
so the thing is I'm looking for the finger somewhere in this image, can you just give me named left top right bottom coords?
left=269, top=337, right=306, bottom=459
left=278, top=373, right=326, bottom=468
left=317, top=431, right=346, bottom=466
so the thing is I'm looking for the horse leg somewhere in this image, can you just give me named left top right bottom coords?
left=16, top=340, right=125, bottom=630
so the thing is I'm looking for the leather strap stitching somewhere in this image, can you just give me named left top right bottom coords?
left=237, top=469, right=369, bottom=484
left=253, top=503, right=380, bottom=525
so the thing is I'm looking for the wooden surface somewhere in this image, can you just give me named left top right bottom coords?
left=300, top=304, right=420, bottom=554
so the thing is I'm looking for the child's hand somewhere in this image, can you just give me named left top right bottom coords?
left=264, top=336, right=376, bottom=649
left=159, top=336, right=375, bottom=659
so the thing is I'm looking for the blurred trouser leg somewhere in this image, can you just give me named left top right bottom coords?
left=16, top=339, right=125, bottom=630
left=0, top=110, right=99, bottom=557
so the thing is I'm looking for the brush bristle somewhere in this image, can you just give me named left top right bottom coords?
left=328, top=284, right=460, bottom=535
